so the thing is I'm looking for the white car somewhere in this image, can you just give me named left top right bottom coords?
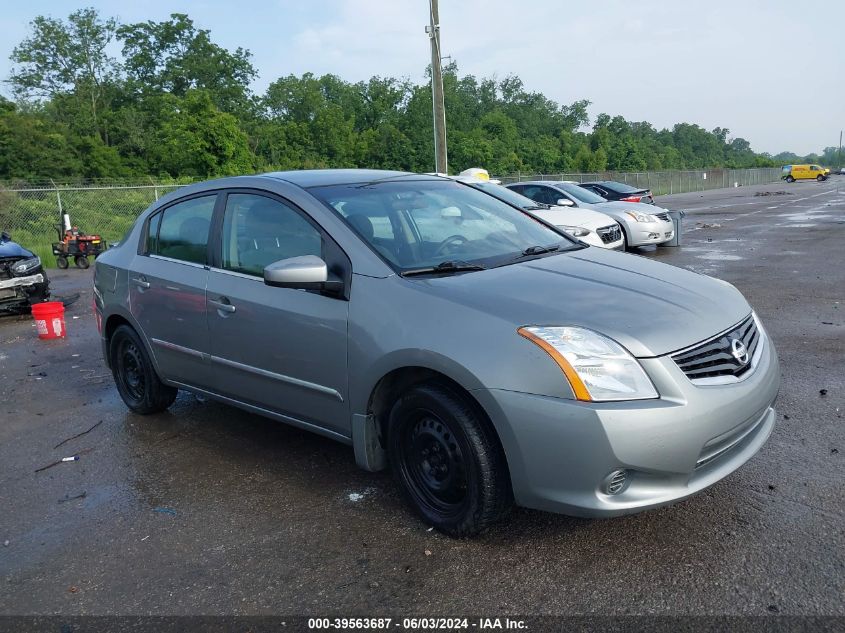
left=508, top=181, right=675, bottom=249
left=454, top=177, right=625, bottom=250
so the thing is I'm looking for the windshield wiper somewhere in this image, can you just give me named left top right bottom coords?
left=401, top=260, right=487, bottom=277
left=512, top=244, right=561, bottom=260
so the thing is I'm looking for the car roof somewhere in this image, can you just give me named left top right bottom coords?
left=506, top=181, right=568, bottom=187
left=262, top=169, right=440, bottom=188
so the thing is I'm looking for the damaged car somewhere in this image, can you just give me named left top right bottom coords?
left=0, top=231, right=50, bottom=313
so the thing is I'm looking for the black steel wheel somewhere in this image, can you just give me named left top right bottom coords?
left=75, top=255, right=90, bottom=269
left=109, top=325, right=177, bottom=414
left=56, top=256, right=69, bottom=269
left=387, top=383, right=512, bottom=537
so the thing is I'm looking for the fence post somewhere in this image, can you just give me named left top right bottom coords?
left=51, top=179, right=66, bottom=231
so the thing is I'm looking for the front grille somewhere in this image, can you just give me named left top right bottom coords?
left=672, top=314, right=761, bottom=382
left=596, top=224, right=622, bottom=244
left=653, top=212, right=670, bottom=221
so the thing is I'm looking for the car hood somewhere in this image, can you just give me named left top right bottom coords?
left=0, top=239, right=34, bottom=259
left=527, top=206, right=617, bottom=231
left=599, top=200, right=668, bottom=214
left=414, top=247, right=750, bottom=358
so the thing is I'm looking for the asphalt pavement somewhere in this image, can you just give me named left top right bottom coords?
left=0, top=177, right=843, bottom=617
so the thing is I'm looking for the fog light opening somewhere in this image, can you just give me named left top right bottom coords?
left=602, top=469, right=629, bottom=495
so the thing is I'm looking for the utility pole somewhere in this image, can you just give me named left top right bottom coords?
left=838, top=130, right=842, bottom=172
left=427, top=0, right=448, bottom=174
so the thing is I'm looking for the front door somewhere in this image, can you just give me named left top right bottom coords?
left=206, top=191, right=350, bottom=437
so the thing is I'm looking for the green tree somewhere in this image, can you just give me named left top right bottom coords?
left=118, top=13, right=256, bottom=113
left=148, top=90, right=254, bottom=177
left=9, top=7, right=120, bottom=141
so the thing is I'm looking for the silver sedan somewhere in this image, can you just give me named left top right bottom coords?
left=507, top=181, right=675, bottom=248
left=95, top=170, right=778, bottom=537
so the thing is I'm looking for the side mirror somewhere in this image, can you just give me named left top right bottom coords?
left=556, top=198, right=575, bottom=207
left=264, top=255, right=343, bottom=294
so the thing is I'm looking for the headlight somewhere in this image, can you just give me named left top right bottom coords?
left=625, top=211, right=657, bottom=223
left=518, top=326, right=658, bottom=402
left=12, top=256, right=41, bottom=274
left=560, top=226, right=590, bottom=237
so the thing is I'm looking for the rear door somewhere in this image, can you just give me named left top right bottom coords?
left=128, top=193, right=218, bottom=388
left=205, top=191, right=351, bottom=436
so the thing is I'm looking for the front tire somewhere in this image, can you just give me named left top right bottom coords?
left=109, top=325, right=177, bottom=414
left=786, top=175, right=795, bottom=183
left=387, top=383, right=512, bottom=537
left=817, top=175, right=824, bottom=182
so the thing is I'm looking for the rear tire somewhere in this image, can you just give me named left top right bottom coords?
left=786, top=176, right=795, bottom=183
left=387, top=383, right=512, bottom=537
left=56, top=256, right=69, bottom=269
left=109, top=325, right=177, bottom=414
left=74, top=255, right=89, bottom=269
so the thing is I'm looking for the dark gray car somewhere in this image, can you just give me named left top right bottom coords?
left=94, top=170, right=779, bottom=536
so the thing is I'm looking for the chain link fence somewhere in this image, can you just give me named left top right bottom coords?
left=0, top=180, right=191, bottom=267
left=1, top=168, right=783, bottom=268
left=497, top=168, right=783, bottom=194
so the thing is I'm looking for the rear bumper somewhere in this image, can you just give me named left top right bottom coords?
left=473, top=330, right=780, bottom=517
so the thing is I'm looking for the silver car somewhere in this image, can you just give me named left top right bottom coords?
left=94, top=170, right=779, bottom=537
left=508, top=181, right=676, bottom=248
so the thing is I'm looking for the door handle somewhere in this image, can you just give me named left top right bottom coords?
left=131, top=276, right=150, bottom=289
left=209, top=297, right=236, bottom=314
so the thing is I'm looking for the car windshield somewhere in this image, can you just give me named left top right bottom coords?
left=556, top=183, right=607, bottom=204
left=310, top=179, right=580, bottom=274
left=469, top=181, right=542, bottom=209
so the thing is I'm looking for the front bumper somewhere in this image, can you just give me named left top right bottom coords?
left=473, top=329, right=780, bottom=517
left=625, top=220, right=671, bottom=247
left=0, top=272, right=49, bottom=307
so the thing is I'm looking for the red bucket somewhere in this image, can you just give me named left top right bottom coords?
left=31, top=301, right=66, bottom=340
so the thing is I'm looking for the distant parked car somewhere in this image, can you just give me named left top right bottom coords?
left=579, top=181, right=655, bottom=204
left=781, top=164, right=828, bottom=182
left=0, top=231, right=50, bottom=313
left=507, top=181, right=674, bottom=250
left=454, top=177, right=624, bottom=250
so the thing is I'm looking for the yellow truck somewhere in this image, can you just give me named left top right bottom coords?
left=781, top=164, right=830, bottom=182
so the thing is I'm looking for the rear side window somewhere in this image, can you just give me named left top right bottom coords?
left=151, top=196, right=216, bottom=264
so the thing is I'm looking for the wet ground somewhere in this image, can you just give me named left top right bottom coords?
left=1, top=178, right=843, bottom=616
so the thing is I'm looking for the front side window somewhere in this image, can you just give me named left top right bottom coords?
left=152, top=195, right=216, bottom=264
left=221, top=193, right=323, bottom=276
left=310, top=179, right=579, bottom=273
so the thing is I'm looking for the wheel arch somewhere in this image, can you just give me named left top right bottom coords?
left=353, top=359, right=512, bottom=492
left=101, top=308, right=160, bottom=374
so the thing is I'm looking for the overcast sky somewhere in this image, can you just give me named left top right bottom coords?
left=1, top=0, right=842, bottom=155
